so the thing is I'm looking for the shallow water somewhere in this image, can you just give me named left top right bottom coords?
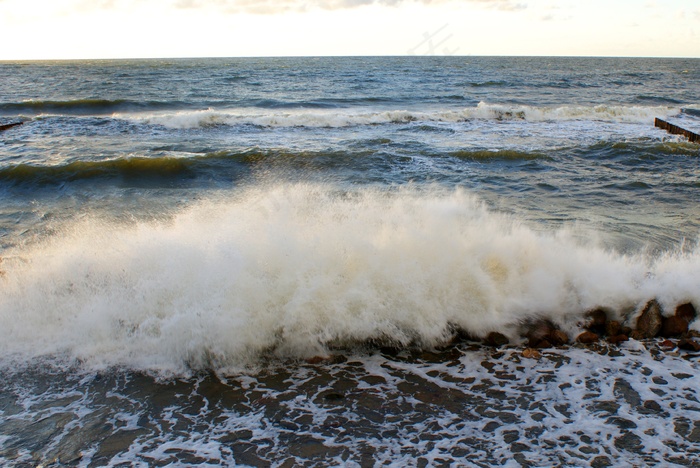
left=3, top=341, right=700, bottom=467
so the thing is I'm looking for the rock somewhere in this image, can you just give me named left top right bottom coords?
left=605, top=320, right=622, bottom=337
left=548, top=329, right=569, bottom=346
left=584, top=309, right=608, bottom=333
left=483, top=332, right=510, bottom=347
left=676, top=303, right=697, bottom=323
left=661, top=316, right=689, bottom=338
left=524, top=319, right=555, bottom=347
left=522, top=348, right=541, bottom=359
left=635, top=300, right=663, bottom=339
left=659, top=339, right=676, bottom=350
left=678, top=338, right=700, bottom=352
left=305, top=355, right=331, bottom=364
left=577, top=331, right=599, bottom=344
left=523, top=319, right=568, bottom=348
left=606, top=334, right=629, bottom=345
left=533, top=339, right=553, bottom=349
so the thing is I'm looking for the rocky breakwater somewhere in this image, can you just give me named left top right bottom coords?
left=481, top=300, right=698, bottom=358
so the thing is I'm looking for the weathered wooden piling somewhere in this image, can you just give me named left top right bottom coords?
left=0, top=122, right=23, bottom=132
left=655, top=118, right=700, bottom=143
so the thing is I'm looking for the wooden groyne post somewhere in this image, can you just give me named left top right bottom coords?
left=655, top=118, right=700, bottom=143
left=0, top=122, right=23, bottom=132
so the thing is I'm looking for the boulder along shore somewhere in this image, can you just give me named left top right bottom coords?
left=478, top=300, right=699, bottom=359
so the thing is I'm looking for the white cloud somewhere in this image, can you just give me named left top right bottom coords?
left=172, top=0, right=528, bottom=14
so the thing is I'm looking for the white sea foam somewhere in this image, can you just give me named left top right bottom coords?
left=0, top=184, right=697, bottom=373
left=121, top=102, right=681, bottom=129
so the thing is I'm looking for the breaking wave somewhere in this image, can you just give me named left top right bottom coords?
left=0, top=184, right=697, bottom=375
left=129, top=103, right=681, bottom=129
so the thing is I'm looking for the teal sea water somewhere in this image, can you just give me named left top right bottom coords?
left=1, top=57, right=700, bottom=466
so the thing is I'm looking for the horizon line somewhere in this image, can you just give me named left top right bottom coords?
left=2, top=54, right=700, bottom=63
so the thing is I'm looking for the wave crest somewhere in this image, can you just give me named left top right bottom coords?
left=129, top=103, right=681, bottom=129
left=0, top=184, right=697, bottom=374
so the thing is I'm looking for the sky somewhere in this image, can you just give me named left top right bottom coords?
left=0, top=0, right=699, bottom=60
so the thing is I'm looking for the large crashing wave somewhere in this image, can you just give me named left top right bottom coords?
left=0, top=184, right=697, bottom=374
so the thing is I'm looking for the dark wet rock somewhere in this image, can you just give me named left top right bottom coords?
left=606, top=334, right=628, bottom=345
left=483, top=332, right=509, bottom=347
left=659, top=339, right=676, bottom=350
left=584, top=309, right=608, bottom=333
left=554, top=404, right=572, bottom=419
left=522, top=320, right=569, bottom=348
left=289, top=435, right=342, bottom=459
left=379, top=346, right=402, bottom=357
left=678, top=338, right=700, bottom=352
left=614, top=379, right=641, bottom=408
left=579, top=445, right=598, bottom=455
left=577, top=331, right=599, bottom=344
left=660, top=303, right=696, bottom=337
left=675, top=418, right=692, bottom=438
left=533, top=339, right=553, bottom=349
left=672, top=372, right=694, bottom=380
left=590, top=400, right=620, bottom=415
left=590, top=456, right=612, bottom=468
left=522, top=348, right=541, bottom=359
left=676, top=302, right=697, bottom=323
left=510, top=443, right=529, bottom=454
left=640, top=400, right=663, bottom=415
left=673, top=419, right=700, bottom=443
left=321, top=391, right=345, bottom=401
left=614, top=431, right=643, bottom=451
left=305, top=355, right=331, bottom=364
left=605, top=320, right=622, bottom=337
left=607, top=416, right=637, bottom=429
left=483, top=421, right=500, bottom=433
left=661, top=316, right=690, bottom=338
left=688, top=422, right=700, bottom=444
left=523, top=319, right=555, bottom=347
left=652, top=376, right=668, bottom=385
left=634, top=299, right=663, bottom=339
left=548, top=329, right=569, bottom=346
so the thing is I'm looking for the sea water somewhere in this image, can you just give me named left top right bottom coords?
left=0, top=56, right=699, bottom=466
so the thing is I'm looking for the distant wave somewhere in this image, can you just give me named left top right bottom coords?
left=681, top=107, right=700, bottom=118
left=0, top=99, right=188, bottom=115
left=448, top=149, right=548, bottom=161
left=468, top=81, right=509, bottom=88
left=0, top=152, right=263, bottom=187
left=0, top=97, right=405, bottom=117
left=128, top=103, right=681, bottom=129
left=636, top=95, right=684, bottom=105
left=0, top=184, right=697, bottom=374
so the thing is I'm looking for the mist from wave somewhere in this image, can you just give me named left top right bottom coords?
left=0, top=184, right=697, bottom=375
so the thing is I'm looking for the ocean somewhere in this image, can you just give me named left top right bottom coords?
left=0, top=56, right=699, bottom=466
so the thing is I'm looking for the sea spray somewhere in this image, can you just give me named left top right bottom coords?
left=127, top=102, right=681, bottom=129
left=0, top=184, right=697, bottom=374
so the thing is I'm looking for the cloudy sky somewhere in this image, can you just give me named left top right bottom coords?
left=0, top=0, right=698, bottom=59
